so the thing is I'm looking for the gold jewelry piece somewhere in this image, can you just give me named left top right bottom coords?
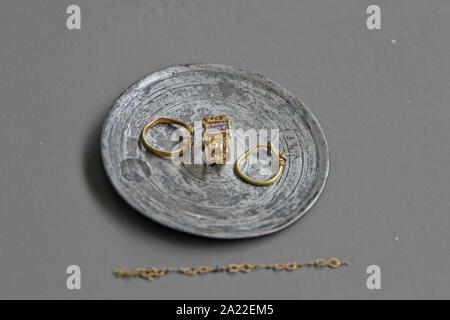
left=202, top=115, right=232, bottom=164
left=140, top=116, right=194, bottom=158
left=235, top=142, right=286, bottom=186
left=113, top=258, right=349, bottom=282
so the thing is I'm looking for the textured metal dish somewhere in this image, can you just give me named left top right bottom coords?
left=101, top=63, right=329, bottom=239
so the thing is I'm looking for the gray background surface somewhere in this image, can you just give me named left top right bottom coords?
left=1, top=0, right=449, bottom=299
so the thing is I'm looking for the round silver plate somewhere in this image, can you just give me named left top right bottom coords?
left=101, top=63, right=329, bottom=239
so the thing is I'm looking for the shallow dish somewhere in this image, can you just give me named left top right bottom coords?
left=101, top=63, right=329, bottom=238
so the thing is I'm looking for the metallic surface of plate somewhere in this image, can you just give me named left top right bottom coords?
left=101, top=64, right=329, bottom=238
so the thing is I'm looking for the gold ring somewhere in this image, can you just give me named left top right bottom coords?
left=235, top=142, right=286, bottom=186
left=140, top=116, right=194, bottom=158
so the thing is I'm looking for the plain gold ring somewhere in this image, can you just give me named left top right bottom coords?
left=235, top=142, right=286, bottom=186
left=140, top=116, right=194, bottom=158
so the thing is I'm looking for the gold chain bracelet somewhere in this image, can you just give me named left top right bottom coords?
left=113, top=258, right=349, bottom=282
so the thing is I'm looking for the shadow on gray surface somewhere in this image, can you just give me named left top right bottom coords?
left=82, top=109, right=278, bottom=247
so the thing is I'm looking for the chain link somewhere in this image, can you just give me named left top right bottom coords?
left=113, top=258, right=349, bottom=282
